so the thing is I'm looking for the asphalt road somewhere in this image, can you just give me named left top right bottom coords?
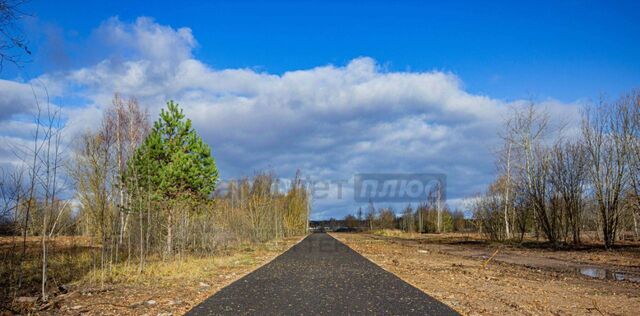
left=186, top=233, right=459, bottom=315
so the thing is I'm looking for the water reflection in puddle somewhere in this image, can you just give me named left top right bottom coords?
left=578, top=267, right=640, bottom=283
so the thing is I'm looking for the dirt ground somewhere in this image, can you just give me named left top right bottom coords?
left=331, top=232, right=640, bottom=316
left=3, top=236, right=302, bottom=316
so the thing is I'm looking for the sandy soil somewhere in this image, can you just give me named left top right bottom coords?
left=331, top=232, right=640, bottom=316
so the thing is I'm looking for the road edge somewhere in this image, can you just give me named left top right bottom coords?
left=328, top=232, right=462, bottom=315
left=184, top=234, right=311, bottom=314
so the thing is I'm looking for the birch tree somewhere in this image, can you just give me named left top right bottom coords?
left=582, top=96, right=634, bottom=248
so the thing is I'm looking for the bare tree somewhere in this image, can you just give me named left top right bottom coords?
left=507, top=104, right=572, bottom=245
left=70, top=127, right=113, bottom=287
left=400, top=204, right=415, bottom=232
left=105, top=94, right=148, bottom=264
left=627, top=91, right=640, bottom=240
left=10, top=83, right=66, bottom=301
left=500, top=104, right=551, bottom=241
left=0, top=167, right=24, bottom=235
left=435, top=183, right=442, bottom=233
left=0, top=166, right=24, bottom=302
left=582, top=96, right=634, bottom=248
left=549, top=141, right=587, bottom=244
left=366, top=199, right=376, bottom=230
left=501, top=142, right=513, bottom=239
left=70, top=93, right=149, bottom=282
left=378, top=207, right=396, bottom=229
left=0, top=0, right=30, bottom=71
left=472, top=184, right=506, bottom=241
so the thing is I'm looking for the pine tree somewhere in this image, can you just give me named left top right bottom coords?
left=127, top=101, right=218, bottom=255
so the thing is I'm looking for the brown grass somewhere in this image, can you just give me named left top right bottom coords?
left=1, top=235, right=304, bottom=315
left=1, top=236, right=99, bottom=311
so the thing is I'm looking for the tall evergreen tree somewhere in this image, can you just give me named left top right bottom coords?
left=127, top=101, right=218, bottom=254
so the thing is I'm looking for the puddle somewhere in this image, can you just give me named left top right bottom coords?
left=578, top=267, right=640, bottom=283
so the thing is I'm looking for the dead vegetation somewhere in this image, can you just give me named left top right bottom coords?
left=3, top=235, right=301, bottom=315
left=333, top=231, right=640, bottom=316
left=474, top=91, right=640, bottom=249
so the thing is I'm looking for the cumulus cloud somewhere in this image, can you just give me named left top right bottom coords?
left=0, top=17, right=583, bottom=218
left=0, top=80, right=38, bottom=121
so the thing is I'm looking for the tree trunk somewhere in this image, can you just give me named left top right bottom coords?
left=634, top=212, right=639, bottom=242
left=139, top=204, right=144, bottom=272
left=504, top=142, right=512, bottom=239
left=41, top=210, right=48, bottom=302
left=436, top=189, right=442, bottom=233
left=167, top=210, right=173, bottom=256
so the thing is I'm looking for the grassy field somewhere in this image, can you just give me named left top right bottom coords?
left=1, top=236, right=98, bottom=310
left=1, top=236, right=303, bottom=315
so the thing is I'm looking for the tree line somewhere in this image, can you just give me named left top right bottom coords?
left=0, top=94, right=310, bottom=304
left=472, top=90, right=640, bottom=248
left=339, top=200, right=471, bottom=233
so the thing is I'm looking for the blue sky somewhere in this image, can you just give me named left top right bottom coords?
left=17, top=0, right=640, bottom=101
left=1, top=1, right=639, bottom=219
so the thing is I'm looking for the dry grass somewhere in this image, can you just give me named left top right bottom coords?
left=1, top=236, right=98, bottom=310
left=80, top=243, right=273, bottom=286
left=370, top=229, right=412, bottom=237
left=2, top=235, right=304, bottom=315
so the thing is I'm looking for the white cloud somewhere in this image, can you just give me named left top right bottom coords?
left=0, top=80, right=38, bottom=121
left=94, top=16, right=196, bottom=64
left=0, top=17, right=583, bottom=218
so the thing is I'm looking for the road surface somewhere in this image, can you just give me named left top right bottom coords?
left=187, top=233, right=459, bottom=315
